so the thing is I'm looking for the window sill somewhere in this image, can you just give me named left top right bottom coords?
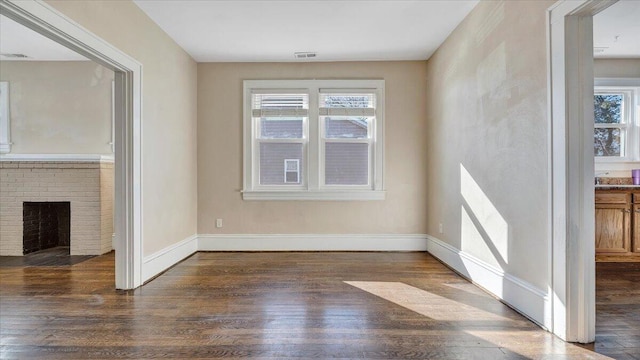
left=595, top=160, right=640, bottom=172
left=242, top=190, right=386, bottom=201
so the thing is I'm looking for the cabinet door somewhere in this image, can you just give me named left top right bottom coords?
left=634, top=204, right=640, bottom=253
left=595, top=204, right=631, bottom=253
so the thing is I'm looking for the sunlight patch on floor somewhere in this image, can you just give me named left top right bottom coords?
left=344, top=281, right=507, bottom=322
left=345, top=281, right=613, bottom=359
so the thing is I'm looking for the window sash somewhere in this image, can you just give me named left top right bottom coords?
left=594, top=86, right=637, bottom=161
left=594, top=127, right=627, bottom=158
left=320, top=139, right=373, bottom=188
left=319, top=98, right=376, bottom=188
left=254, top=139, right=307, bottom=190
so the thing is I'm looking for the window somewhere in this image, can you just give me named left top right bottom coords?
left=284, top=159, right=300, bottom=184
left=243, top=80, right=384, bottom=200
left=594, top=85, right=639, bottom=163
left=0, top=81, right=10, bottom=153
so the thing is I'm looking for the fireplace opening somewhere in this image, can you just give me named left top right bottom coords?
left=23, top=202, right=71, bottom=255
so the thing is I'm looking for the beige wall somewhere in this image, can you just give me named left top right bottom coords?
left=198, top=62, right=428, bottom=234
left=46, top=0, right=198, bottom=256
left=425, top=0, right=554, bottom=290
left=0, top=61, right=113, bottom=155
left=594, top=59, right=640, bottom=78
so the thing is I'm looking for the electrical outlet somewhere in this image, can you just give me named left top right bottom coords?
left=216, top=218, right=223, bottom=228
left=438, top=223, right=444, bottom=234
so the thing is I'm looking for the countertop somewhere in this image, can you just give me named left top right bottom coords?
left=595, top=185, right=640, bottom=190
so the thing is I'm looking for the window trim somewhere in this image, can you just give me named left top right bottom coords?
left=0, top=81, right=11, bottom=153
left=242, top=79, right=385, bottom=201
left=594, top=79, right=640, bottom=166
left=593, top=87, right=636, bottom=161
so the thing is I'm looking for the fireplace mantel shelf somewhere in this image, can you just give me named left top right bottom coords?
left=0, top=154, right=114, bottom=163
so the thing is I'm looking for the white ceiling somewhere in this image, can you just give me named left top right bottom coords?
left=2, top=1, right=637, bottom=62
left=593, top=0, right=640, bottom=59
left=0, top=14, right=88, bottom=61
left=132, top=0, right=479, bottom=62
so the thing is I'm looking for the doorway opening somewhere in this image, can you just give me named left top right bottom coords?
left=547, top=0, right=639, bottom=344
left=0, top=1, right=142, bottom=289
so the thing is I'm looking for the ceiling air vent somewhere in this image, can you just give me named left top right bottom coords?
left=0, top=53, right=30, bottom=59
left=294, top=52, right=317, bottom=59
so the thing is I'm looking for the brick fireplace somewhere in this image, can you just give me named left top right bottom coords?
left=0, top=159, right=113, bottom=256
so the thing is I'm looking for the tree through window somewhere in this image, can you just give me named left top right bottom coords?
left=594, top=93, right=624, bottom=157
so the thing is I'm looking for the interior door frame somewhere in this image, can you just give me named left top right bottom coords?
left=547, top=0, right=617, bottom=343
left=0, top=0, right=143, bottom=289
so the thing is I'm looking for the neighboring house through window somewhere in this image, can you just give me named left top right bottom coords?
left=243, top=79, right=385, bottom=200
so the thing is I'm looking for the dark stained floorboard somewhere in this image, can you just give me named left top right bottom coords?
left=589, top=262, right=640, bottom=359
left=0, top=251, right=627, bottom=359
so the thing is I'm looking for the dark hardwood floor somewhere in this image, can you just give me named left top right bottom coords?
left=590, top=262, right=640, bottom=359
left=0, top=251, right=629, bottom=359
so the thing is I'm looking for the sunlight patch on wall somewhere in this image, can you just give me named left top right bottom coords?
left=460, top=164, right=508, bottom=265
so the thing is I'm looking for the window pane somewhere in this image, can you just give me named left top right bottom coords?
left=594, top=94, right=623, bottom=124
left=324, top=116, right=369, bottom=139
left=260, top=143, right=303, bottom=185
left=594, top=128, right=622, bottom=157
left=325, top=143, right=369, bottom=185
left=320, top=93, right=374, bottom=108
left=260, top=117, right=303, bottom=139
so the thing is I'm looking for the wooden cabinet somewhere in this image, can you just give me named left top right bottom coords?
left=595, top=190, right=639, bottom=254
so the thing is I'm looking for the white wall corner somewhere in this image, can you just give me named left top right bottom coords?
left=141, top=234, right=198, bottom=283
left=426, top=235, right=551, bottom=330
left=198, top=234, right=428, bottom=251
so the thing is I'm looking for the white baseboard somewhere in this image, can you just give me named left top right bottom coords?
left=426, top=235, right=551, bottom=330
left=198, top=234, right=428, bottom=251
left=142, top=234, right=198, bottom=283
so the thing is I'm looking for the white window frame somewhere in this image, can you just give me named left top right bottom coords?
left=0, top=81, right=11, bottom=153
left=319, top=89, right=376, bottom=189
left=594, top=79, right=640, bottom=171
left=243, top=79, right=385, bottom=201
left=594, top=86, right=639, bottom=162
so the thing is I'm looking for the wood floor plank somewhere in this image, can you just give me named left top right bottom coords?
left=0, top=251, right=630, bottom=359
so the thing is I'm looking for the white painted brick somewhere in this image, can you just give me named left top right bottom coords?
left=1, top=161, right=113, bottom=256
